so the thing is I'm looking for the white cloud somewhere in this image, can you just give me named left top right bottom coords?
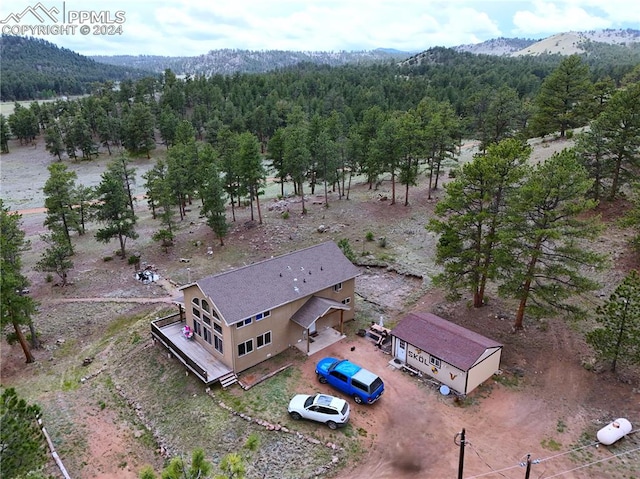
left=0, top=0, right=636, bottom=56
left=513, top=0, right=613, bottom=35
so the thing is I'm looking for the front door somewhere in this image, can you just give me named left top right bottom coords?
left=309, top=321, right=317, bottom=336
left=396, top=339, right=407, bottom=362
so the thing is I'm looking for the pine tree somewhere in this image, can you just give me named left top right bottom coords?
left=94, top=167, right=139, bottom=258
left=35, top=230, right=74, bottom=286
left=427, top=138, right=531, bottom=307
left=0, top=114, right=11, bottom=153
left=586, top=270, right=640, bottom=372
left=0, top=387, right=47, bottom=478
left=530, top=55, right=593, bottom=138
left=43, top=162, right=79, bottom=250
left=0, top=201, right=38, bottom=363
left=498, top=149, right=607, bottom=329
left=201, top=161, right=228, bottom=246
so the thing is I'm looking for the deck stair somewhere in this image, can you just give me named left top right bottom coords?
left=219, top=372, right=238, bottom=388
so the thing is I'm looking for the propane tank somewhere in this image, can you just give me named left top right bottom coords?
left=597, top=418, right=632, bottom=445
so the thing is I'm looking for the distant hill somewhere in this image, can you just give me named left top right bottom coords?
left=455, top=28, right=640, bottom=56
left=0, top=35, right=152, bottom=101
left=91, top=48, right=414, bottom=76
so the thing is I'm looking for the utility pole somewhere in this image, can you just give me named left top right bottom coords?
left=456, top=428, right=466, bottom=479
left=524, top=453, right=532, bottom=479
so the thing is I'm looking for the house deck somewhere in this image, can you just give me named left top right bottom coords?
left=151, top=317, right=232, bottom=385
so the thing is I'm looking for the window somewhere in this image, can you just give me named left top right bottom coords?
left=399, top=340, right=406, bottom=350
left=257, top=331, right=272, bottom=348
left=341, top=297, right=351, bottom=305
left=330, top=371, right=348, bottom=383
left=193, top=319, right=202, bottom=336
left=202, top=314, right=211, bottom=326
left=333, top=282, right=343, bottom=292
left=192, top=307, right=200, bottom=318
left=429, top=356, right=441, bottom=368
left=351, top=379, right=369, bottom=393
left=236, top=317, right=252, bottom=328
left=203, top=328, right=212, bottom=344
left=192, top=298, right=200, bottom=306
left=213, top=323, right=222, bottom=334
left=238, top=339, right=254, bottom=356
left=214, top=335, right=223, bottom=354
left=201, top=300, right=210, bottom=312
left=255, top=310, right=271, bottom=321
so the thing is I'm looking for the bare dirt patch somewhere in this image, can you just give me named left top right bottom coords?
left=1, top=135, right=639, bottom=479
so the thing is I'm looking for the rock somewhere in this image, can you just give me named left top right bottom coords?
left=317, top=224, right=328, bottom=233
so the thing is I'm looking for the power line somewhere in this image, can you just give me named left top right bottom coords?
left=463, top=441, right=522, bottom=478
left=462, top=432, right=640, bottom=479
left=540, top=446, right=640, bottom=479
left=535, top=440, right=600, bottom=463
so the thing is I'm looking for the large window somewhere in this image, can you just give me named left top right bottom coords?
left=214, top=335, right=223, bottom=354
left=238, top=339, right=254, bottom=357
left=257, top=331, right=272, bottom=348
left=201, top=300, right=210, bottom=312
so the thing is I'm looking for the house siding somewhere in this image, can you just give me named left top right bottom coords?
left=403, top=341, right=468, bottom=393
left=181, top=278, right=356, bottom=374
left=465, top=347, right=502, bottom=393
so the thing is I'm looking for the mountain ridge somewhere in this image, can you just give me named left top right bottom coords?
left=89, top=28, right=640, bottom=75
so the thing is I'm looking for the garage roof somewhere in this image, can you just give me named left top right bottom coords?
left=391, top=312, right=502, bottom=371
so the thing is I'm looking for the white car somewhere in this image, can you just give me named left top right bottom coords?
left=287, top=393, right=350, bottom=429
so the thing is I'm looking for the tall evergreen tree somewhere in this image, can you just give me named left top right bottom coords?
left=428, top=138, right=531, bottom=307
left=0, top=201, right=38, bottom=363
left=123, top=102, right=156, bottom=158
left=0, top=387, right=47, bottom=478
left=498, top=149, right=606, bottom=329
left=0, top=114, right=11, bottom=153
left=200, top=160, right=229, bottom=246
left=237, top=132, right=265, bottom=224
left=592, top=82, right=640, bottom=200
left=530, top=55, right=593, bottom=138
left=586, top=269, right=640, bottom=372
left=44, top=123, right=64, bottom=161
left=35, top=230, right=74, bottom=286
left=43, top=162, right=79, bottom=249
left=94, top=167, right=139, bottom=258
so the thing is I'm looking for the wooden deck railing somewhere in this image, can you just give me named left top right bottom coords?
left=151, top=314, right=208, bottom=382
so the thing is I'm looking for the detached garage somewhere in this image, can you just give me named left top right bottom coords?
left=391, top=312, right=502, bottom=395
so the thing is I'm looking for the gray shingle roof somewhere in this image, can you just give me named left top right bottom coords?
left=391, top=312, right=502, bottom=371
left=291, top=296, right=350, bottom=328
left=192, top=242, right=360, bottom=325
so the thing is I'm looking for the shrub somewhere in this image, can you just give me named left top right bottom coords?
left=365, top=231, right=374, bottom=241
left=103, top=256, right=113, bottom=262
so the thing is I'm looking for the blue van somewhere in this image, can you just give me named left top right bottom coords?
left=315, top=357, right=384, bottom=404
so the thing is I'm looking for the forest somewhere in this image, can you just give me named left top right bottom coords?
left=0, top=35, right=151, bottom=101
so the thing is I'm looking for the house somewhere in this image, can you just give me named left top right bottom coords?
left=390, top=312, right=502, bottom=395
left=151, top=241, right=361, bottom=386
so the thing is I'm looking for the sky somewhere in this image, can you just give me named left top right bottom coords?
left=1, top=0, right=638, bottom=57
